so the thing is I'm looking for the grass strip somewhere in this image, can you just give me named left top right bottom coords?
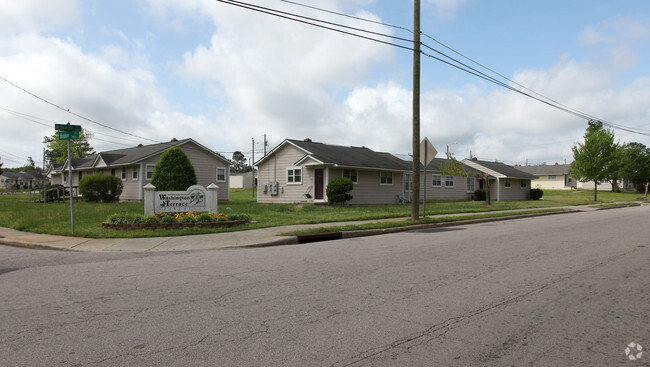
left=281, top=208, right=570, bottom=236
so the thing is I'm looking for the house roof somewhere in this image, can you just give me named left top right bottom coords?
left=50, top=138, right=229, bottom=172
left=258, top=139, right=413, bottom=171
left=0, top=171, right=40, bottom=180
left=516, top=164, right=571, bottom=176
left=462, top=159, right=538, bottom=180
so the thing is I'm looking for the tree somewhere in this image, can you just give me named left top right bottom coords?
left=79, top=173, right=123, bottom=202
left=326, top=177, right=354, bottom=205
left=619, top=142, right=650, bottom=197
left=43, top=129, right=95, bottom=166
left=0, top=156, right=3, bottom=175
left=570, top=121, right=619, bottom=201
left=230, top=151, right=251, bottom=173
left=150, top=147, right=197, bottom=191
left=25, top=157, right=36, bottom=170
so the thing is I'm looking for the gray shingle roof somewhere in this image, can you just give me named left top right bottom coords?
left=516, top=164, right=571, bottom=176
left=465, top=159, right=538, bottom=179
left=287, top=139, right=412, bottom=171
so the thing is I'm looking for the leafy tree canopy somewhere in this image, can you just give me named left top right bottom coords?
left=570, top=120, right=619, bottom=200
left=43, top=129, right=95, bottom=166
left=231, top=151, right=251, bottom=173
left=151, top=147, right=197, bottom=191
left=619, top=142, right=650, bottom=197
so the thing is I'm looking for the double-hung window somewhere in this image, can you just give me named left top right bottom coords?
left=466, top=177, right=475, bottom=192
left=146, top=164, right=155, bottom=181
left=380, top=171, right=393, bottom=185
left=520, top=180, right=527, bottom=189
left=132, top=166, right=139, bottom=180
left=287, top=168, right=302, bottom=184
left=121, top=167, right=127, bottom=181
left=444, top=175, right=454, bottom=188
left=342, top=169, right=358, bottom=184
left=432, top=174, right=442, bottom=187
left=216, top=167, right=226, bottom=182
left=505, top=179, right=512, bottom=188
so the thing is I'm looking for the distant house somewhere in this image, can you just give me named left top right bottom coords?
left=461, top=159, right=537, bottom=201
left=47, top=138, right=231, bottom=201
left=516, top=164, right=576, bottom=190
left=255, top=138, right=535, bottom=204
left=230, top=171, right=255, bottom=189
left=0, top=171, right=43, bottom=189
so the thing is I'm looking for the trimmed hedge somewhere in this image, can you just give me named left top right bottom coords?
left=474, top=189, right=486, bottom=201
left=326, top=177, right=354, bottom=205
left=80, top=174, right=123, bottom=202
left=530, top=188, right=544, bottom=200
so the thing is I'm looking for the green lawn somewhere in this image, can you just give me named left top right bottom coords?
left=0, top=188, right=644, bottom=238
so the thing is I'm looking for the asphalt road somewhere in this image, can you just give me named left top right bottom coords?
left=1, top=206, right=648, bottom=366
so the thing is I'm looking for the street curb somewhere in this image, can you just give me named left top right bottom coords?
left=0, top=238, right=80, bottom=252
left=237, top=209, right=581, bottom=248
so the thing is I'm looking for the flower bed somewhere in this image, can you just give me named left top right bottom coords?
left=103, top=211, right=251, bottom=230
left=102, top=219, right=248, bottom=230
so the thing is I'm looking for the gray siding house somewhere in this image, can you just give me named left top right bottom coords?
left=47, top=138, right=231, bottom=201
left=255, top=139, right=535, bottom=204
left=462, top=159, right=537, bottom=201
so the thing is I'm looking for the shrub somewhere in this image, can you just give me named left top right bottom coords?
left=530, top=188, right=544, bottom=200
left=143, top=215, right=160, bottom=224
left=474, top=189, right=486, bottom=201
left=326, top=177, right=354, bottom=205
left=178, top=214, right=197, bottom=223
left=107, top=213, right=143, bottom=224
left=160, top=215, right=177, bottom=223
left=229, top=213, right=251, bottom=222
left=150, top=147, right=197, bottom=191
left=197, top=213, right=213, bottom=223
left=80, top=173, right=123, bottom=202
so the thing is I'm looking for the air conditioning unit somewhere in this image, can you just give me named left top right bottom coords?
left=269, top=181, right=279, bottom=195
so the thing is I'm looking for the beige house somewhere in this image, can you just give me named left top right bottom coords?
left=516, top=164, right=576, bottom=190
left=47, top=138, right=231, bottom=201
left=255, top=139, right=535, bottom=204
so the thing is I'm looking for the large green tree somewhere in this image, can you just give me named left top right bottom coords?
left=619, top=142, right=650, bottom=197
left=150, top=147, right=197, bottom=191
left=570, top=121, right=619, bottom=201
left=43, top=129, right=95, bottom=165
left=230, top=151, right=251, bottom=173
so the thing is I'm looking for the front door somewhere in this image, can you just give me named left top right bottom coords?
left=315, top=169, right=324, bottom=200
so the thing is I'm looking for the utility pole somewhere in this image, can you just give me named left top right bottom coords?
left=411, top=0, right=421, bottom=221
left=252, top=138, right=255, bottom=197
left=263, top=134, right=268, bottom=156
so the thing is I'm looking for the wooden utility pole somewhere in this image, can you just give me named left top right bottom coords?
left=411, top=0, right=421, bottom=220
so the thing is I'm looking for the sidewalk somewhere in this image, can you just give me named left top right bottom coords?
left=0, top=205, right=621, bottom=253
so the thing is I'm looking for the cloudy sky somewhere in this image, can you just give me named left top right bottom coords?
left=2, top=0, right=650, bottom=169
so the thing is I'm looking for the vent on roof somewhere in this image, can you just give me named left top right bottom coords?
left=137, top=144, right=143, bottom=147
left=555, top=162, right=558, bottom=165
left=304, top=138, right=312, bottom=142
left=171, top=138, right=178, bottom=142
left=471, top=157, right=477, bottom=160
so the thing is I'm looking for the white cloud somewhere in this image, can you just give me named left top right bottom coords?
left=425, top=0, right=466, bottom=20
left=0, top=0, right=80, bottom=34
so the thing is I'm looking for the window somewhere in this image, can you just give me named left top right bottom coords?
left=548, top=175, right=557, bottom=180
left=520, top=180, right=527, bottom=189
left=505, top=179, right=512, bottom=188
left=342, top=169, right=358, bottom=183
left=111, top=168, right=116, bottom=176
left=63, top=172, right=68, bottom=183
left=146, top=164, right=155, bottom=181
left=132, top=166, right=139, bottom=180
left=216, top=167, right=226, bottom=182
left=287, top=168, right=302, bottom=184
left=445, top=175, right=454, bottom=188
left=466, top=177, right=475, bottom=192
left=432, top=174, right=442, bottom=187
left=121, top=167, right=127, bottom=181
left=404, top=173, right=412, bottom=193
left=380, top=171, right=393, bottom=185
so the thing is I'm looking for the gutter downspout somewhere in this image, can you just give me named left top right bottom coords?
left=496, top=177, right=500, bottom=202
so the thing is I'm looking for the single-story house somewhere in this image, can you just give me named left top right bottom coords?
left=255, top=138, right=535, bottom=204
left=0, top=171, right=43, bottom=189
left=516, top=164, right=576, bottom=190
left=462, top=158, right=537, bottom=201
left=47, top=138, right=231, bottom=201
left=230, top=171, right=255, bottom=189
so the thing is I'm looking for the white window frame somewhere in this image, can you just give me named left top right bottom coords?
left=146, top=164, right=155, bottom=181
left=216, top=167, right=226, bottom=182
left=379, top=171, right=393, bottom=186
left=505, top=179, right=512, bottom=188
left=404, top=173, right=412, bottom=193
left=121, top=167, right=127, bottom=181
left=342, top=169, right=358, bottom=184
left=132, top=166, right=138, bottom=181
left=548, top=175, right=557, bottom=180
left=466, top=177, right=475, bottom=193
left=431, top=174, right=442, bottom=187
left=444, top=175, right=454, bottom=188
left=287, top=167, right=302, bottom=185
left=63, top=172, right=68, bottom=184
left=520, top=180, right=527, bottom=189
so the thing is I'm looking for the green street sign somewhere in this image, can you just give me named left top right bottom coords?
left=55, top=123, right=82, bottom=132
left=58, top=131, right=80, bottom=140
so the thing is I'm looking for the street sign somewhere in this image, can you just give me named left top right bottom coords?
left=58, top=131, right=80, bottom=140
left=55, top=123, right=82, bottom=132
left=420, top=137, right=437, bottom=166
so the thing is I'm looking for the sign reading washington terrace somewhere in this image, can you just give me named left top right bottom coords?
left=144, top=184, right=219, bottom=216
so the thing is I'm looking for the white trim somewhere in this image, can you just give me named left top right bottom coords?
left=520, top=180, right=527, bottom=189
left=504, top=179, right=512, bottom=189
left=342, top=169, right=358, bottom=184
left=466, top=177, right=475, bottom=193
left=132, top=166, right=139, bottom=181
left=121, top=167, right=127, bottom=181
left=431, top=174, right=442, bottom=187
left=145, top=164, right=155, bottom=181
left=444, top=175, right=454, bottom=188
